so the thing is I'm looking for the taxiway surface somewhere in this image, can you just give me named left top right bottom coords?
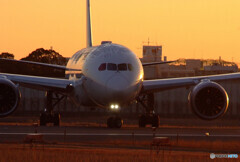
left=0, top=125, right=240, bottom=143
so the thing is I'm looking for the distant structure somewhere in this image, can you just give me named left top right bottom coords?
left=140, top=45, right=165, bottom=78
left=142, top=45, right=163, bottom=62
left=141, top=46, right=238, bottom=79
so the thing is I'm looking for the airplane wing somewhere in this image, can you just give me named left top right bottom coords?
left=142, top=60, right=175, bottom=66
left=0, top=73, right=78, bottom=93
left=142, top=72, right=240, bottom=93
left=0, top=58, right=81, bottom=71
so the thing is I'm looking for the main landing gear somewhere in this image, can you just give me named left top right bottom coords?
left=39, top=91, right=66, bottom=126
left=137, top=94, right=160, bottom=128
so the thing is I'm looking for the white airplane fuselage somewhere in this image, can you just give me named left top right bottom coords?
left=66, top=43, right=144, bottom=108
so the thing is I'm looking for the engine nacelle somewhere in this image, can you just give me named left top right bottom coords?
left=0, top=78, right=20, bottom=117
left=188, top=80, right=229, bottom=120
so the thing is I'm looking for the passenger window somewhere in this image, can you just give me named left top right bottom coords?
left=98, top=63, right=106, bottom=71
left=128, top=64, right=133, bottom=71
left=107, top=63, right=117, bottom=71
left=118, top=64, right=127, bottom=71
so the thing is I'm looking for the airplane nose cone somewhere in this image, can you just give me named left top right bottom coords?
left=106, top=76, right=129, bottom=102
left=107, top=76, right=128, bottom=91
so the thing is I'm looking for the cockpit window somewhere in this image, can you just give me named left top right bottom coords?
left=128, top=64, right=133, bottom=71
left=99, top=63, right=133, bottom=71
left=98, top=63, right=106, bottom=71
left=107, top=63, right=117, bottom=71
left=118, top=63, right=127, bottom=71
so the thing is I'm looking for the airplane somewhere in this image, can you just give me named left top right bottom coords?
left=0, top=0, right=238, bottom=128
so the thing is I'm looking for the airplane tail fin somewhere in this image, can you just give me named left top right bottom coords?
left=86, top=0, right=92, bottom=47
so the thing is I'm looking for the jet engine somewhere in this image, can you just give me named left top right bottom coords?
left=188, top=80, right=229, bottom=120
left=0, top=78, right=20, bottom=117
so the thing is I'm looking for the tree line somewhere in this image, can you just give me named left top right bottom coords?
left=0, top=48, right=68, bottom=78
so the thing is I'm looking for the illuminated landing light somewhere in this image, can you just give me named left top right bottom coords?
left=110, top=105, right=115, bottom=109
left=110, top=104, right=119, bottom=110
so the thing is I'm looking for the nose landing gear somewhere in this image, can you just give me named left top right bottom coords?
left=107, top=105, right=123, bottom=128
left=107, top=116, right=123, bottom=128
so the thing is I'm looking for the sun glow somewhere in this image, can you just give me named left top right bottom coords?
left=139, top=74, right=143, bottom=80
left=1, top=1, right=240, bottom=62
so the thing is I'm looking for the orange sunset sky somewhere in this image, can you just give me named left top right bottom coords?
left=0, top=0, right=240, bottom=62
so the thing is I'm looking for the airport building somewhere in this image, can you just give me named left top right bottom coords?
left=141, top=46, right=238, bottom=79
left=142, top=45, right=163, bottom=62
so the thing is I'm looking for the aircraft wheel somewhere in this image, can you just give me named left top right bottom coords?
left=53, top=113, right=60, bottom=126
left=114, top=117, right=123, bottom=128
left=152, top=115, right=160, bottom=128
left=40, top=113, right=47, bottom=126
left=139, top=115, right=146, bottom=128
left=107, top=117, right=114, bottom=128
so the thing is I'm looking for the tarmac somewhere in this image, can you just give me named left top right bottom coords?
left=0, top=124, right=240, bottom=143
left=0, top=115, right=240, bottom=146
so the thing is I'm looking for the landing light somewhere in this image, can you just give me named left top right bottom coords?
left=110, top=104, right=119, bottom=110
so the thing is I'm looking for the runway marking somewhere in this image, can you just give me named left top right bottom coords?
left=0, top=132, right=240, bottom=137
